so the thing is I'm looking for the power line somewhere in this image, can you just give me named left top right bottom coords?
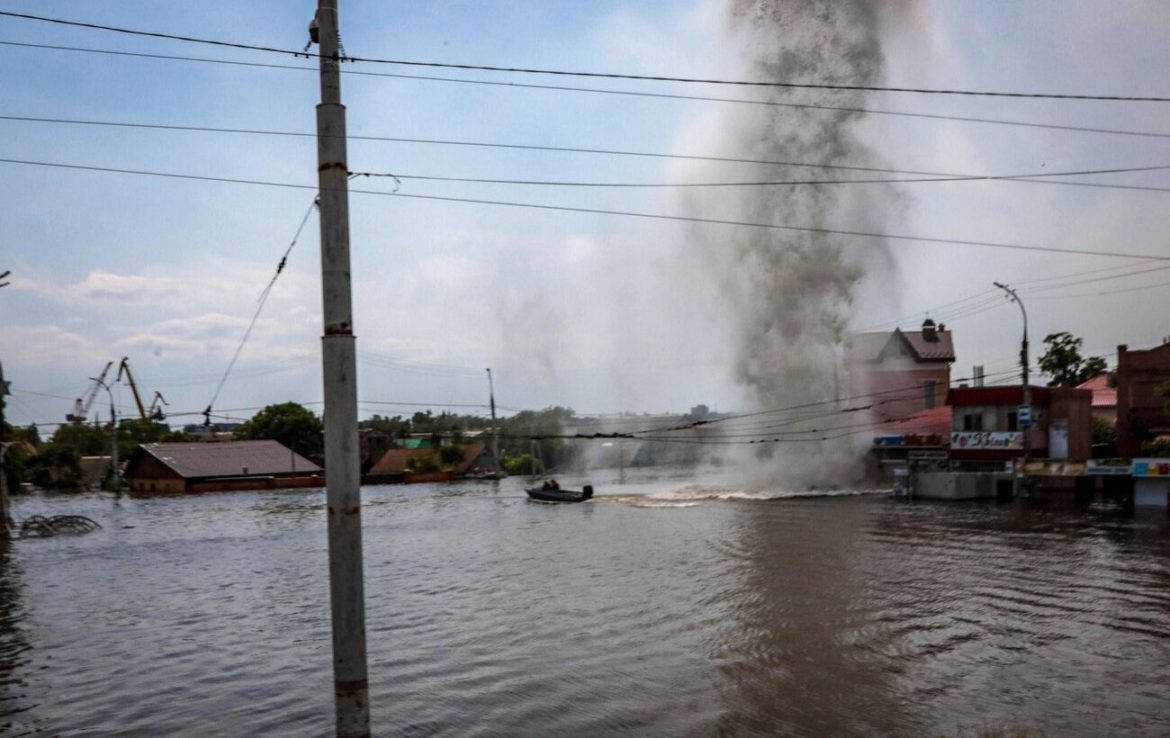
left=5, top=156, right=1170, bottom=262
left=350, top=163, right=1170, bottom=191
left=11, top=114, right=1170, bottom=194
left=4, top=11, right=1170, bottom=102
left=6, top=43, right=1170, bottom=142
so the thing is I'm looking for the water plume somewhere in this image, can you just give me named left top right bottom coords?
left=676, top=0, right=914, bottom=488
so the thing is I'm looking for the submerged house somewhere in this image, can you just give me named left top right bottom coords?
left=364, top=442, right=493, bottom=484
left=123, top=440, right=323, bottom=493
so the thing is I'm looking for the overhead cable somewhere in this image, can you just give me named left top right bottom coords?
left=4, top=156, right=1169, bottom=262
left=3, top=11, right=1169, bottom=101
left=349, top=163, right=1170, bottom=191
left=9, top=114, right=1170, bottom=192
left=5, top=43, right=1170, bottom=141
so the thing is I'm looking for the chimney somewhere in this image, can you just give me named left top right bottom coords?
left=921, top=318, right=938, bottom=342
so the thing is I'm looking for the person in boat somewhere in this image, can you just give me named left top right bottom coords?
left=541, top=479, right=560, bottom=491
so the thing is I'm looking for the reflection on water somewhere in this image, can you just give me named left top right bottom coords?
left=1, top=474, right=1168, bottom=736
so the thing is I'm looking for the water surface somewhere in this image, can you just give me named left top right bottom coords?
left=2, top=470, right=1168, bottom=736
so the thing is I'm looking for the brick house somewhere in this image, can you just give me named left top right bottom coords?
left=1115, top=342, right=1170, bottom=457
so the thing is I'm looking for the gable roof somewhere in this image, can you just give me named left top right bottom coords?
left=848, top=327, right=955, bottom=364
left=367, top=442, right=488, bottom=476
left=1076, top=372, right=1117, bottom=409
left=127, top=440, right=320, bottom=479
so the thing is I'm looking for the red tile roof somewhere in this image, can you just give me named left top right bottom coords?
left=1076, top=373, right=1117, bottom=408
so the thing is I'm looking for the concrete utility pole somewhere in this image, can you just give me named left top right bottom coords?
left=486, top=368, right=499, bottom=473
left=313, top=2, right=370, bottom=736
left=994, top=282, right=1031, bottom=490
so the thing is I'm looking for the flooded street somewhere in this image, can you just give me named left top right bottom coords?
left=3, top=471, right=1169, bottom=736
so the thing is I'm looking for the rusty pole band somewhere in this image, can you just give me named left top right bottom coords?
left=316, top=1, right=371, bottom=736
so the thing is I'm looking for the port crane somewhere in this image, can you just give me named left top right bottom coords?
left=67, top=361, right=114, bottom=422
left=147, top=391, right=168, bottom=421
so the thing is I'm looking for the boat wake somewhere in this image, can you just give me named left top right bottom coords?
left=607, top=484, right=889, bottom=507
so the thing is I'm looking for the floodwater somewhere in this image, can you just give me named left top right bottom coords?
left=2, top=469, right=1169, bottom=737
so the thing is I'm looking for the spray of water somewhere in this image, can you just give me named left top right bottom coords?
left=676, top=0, right=913, bottom=489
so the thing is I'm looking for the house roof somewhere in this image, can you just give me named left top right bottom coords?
left=848, top=326, right=955, bottom=364
left=367, top=442, right=488, bottom=476
left=877, top=405, right=954, bottom=437
left=1076, top=373, right=1117, bottom=409
left=127, top=440, right=320, bottom=479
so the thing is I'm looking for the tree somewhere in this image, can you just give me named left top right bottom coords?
left=234, top=402, right=324, bottom=464
left=1038, top=332, right=1107, bottom=387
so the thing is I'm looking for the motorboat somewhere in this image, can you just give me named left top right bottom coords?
left=525, top=484, right=594, bottom=503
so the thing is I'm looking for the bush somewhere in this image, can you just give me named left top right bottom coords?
left=502, top=453, right=542, bottom=476
left=405, top=454, right=441, bottom=473
left=1140, top=436, right=1170, bottom=457
left=438, top=444, right=465, bottom=466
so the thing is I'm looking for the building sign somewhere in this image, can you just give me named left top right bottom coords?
left=1133, top=459, right=1170, bottom=477
left=950, top=431, right=1023, bottom=450
left=1017, top=403, right=1032, bottom=428
left=1086, top=460, right=1132, bottom=476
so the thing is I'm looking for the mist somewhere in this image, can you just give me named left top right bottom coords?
left=671, top=0, right=915, bottom=489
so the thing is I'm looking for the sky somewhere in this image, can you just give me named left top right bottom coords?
left=2, top=0, right=1170, bottom=435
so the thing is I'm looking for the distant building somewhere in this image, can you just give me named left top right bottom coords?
left=1115, top=342, right=1170, bottom=457
left=947, top=385, right=1092, bottom=465
left=846, top=319, right=955, bottom=422
left=1076, top=372, right=1118, bottom=425
left=365, top=442, right=493, bottom=484
left=123, top=440, right=322, bottom=493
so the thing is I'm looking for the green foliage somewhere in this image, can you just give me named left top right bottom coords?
left=234, top=402, right=324, bottom=464
left=51, top=421, right=111, bottom=456
left=28, top=443, right=83, bottom=489
left=1090, top=416, right=1116, bottom=446
left=360, top=413, right=411, bottom=439
left=438, top=444, right=466, bottom=466
left=499, top=406, right=576, bottom=471
left=1141, top=436, right=1170, bottom=457
left=2, top=443, right=31, bottom=493
left=1157, top=380, right=1170, bottom=413
left=1038, top=332, right=1108, bottom=387
left=115, top=418, right=175, bottom=459
left=405, top=453, right=441, bottom=473
left=502, top=452, right=541, bottom=476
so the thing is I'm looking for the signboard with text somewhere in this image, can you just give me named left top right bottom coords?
left=950, top=431, right=1024, bottom=450
left=1017, top=404, right=1032, bottom=428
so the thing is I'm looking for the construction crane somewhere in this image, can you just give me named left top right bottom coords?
left=147, top=391, right=168, bottom=422
left=67, top=361, right=114, bottom=422
left=115, top=357, right=148, bottom=420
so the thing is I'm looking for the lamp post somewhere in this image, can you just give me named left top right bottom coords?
left=91, top=375, right=119, bottom=492
left=993, top=282, right=1031, bottom=493
left=486, top=368, right=499, bottom=475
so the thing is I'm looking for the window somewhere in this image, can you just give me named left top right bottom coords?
left=963, top=413, right=983, bottom=431
left=924, top=380, right=937, bottom=409
left=1007, top=412, right=1018, bottom=431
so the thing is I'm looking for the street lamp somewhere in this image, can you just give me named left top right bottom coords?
left=91, top=375, right=120, bottom=492
left=486, top=368, right=499, bottom=476
left=993, top=282, right=1031, bottom=488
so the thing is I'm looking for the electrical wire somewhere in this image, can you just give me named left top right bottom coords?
left=4, top=156, right=1169, bottom=263
left=3, top=11, right=1170, bottom=101
left=11, top=113, right=1170, bottom=194
left=348, top=163, right=1170, bottom=191
left=6, top=43, right=1170, bottom=142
